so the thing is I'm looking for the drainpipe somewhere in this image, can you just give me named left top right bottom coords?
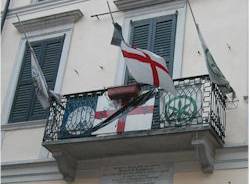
left=1, top=0, right=11, bottom=33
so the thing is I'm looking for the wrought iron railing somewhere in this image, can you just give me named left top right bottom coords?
left=43, top=75, right=226, bottom=142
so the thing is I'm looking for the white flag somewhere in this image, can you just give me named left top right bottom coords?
left=121, top=42, right=176, bottom=95
left=30, top=48, right=50, bottom=109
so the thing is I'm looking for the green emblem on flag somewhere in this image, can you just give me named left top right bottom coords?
left=165, top=95, right=198, bottom=126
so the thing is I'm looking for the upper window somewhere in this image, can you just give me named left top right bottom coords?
left=126, top=14, right=177, bottom=84
left=8, top=36, right=65, bottom=123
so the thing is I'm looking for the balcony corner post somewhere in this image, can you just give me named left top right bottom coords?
left=192, top=137, right=215, bottom=174
left=52, top=151, right=77, bottom=182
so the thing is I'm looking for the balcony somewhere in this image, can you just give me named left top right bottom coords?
left=42, top=75, right=227, bottom=181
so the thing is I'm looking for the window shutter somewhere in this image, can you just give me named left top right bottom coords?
left=9, top=35, right=65, bottom=123
left=131, top=19, right=152, bottom=50
left=125, top=19, right=151, bottom=84
left=152, top=14, right=177, bottom=76
left=29, top=36, right=65, bottom=120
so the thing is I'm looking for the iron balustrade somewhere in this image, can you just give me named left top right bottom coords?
left=43, top=75, right=226, bottom=142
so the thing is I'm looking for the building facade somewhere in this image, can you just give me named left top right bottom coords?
left=1, top=0, right=248, bottom=183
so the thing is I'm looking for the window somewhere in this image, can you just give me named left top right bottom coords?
left=8, top=35, right=65, bottom=123
left=126, top=14, right=177, bottom=84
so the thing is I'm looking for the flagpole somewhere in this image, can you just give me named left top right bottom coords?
left=15, top=14, right=34, bottom=52
left=107, top=1, right=127, bottom=45
left=187, top=0, right=199, bottom=27
left=106, top=1, right=115, bottom=25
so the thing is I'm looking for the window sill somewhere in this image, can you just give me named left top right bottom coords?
left=1, top=119, right=47, bottom=131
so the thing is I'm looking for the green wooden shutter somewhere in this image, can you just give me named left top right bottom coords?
left=9, top=35, right=65, bottom=123
left=126, top=19, right=152, bottom=84
left=152, top=14, right=177, bottom=76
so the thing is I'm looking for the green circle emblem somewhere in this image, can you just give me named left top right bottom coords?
left=165, top=95, right=198, bottom=125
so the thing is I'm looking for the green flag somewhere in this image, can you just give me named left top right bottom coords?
left=196, top=24, right=236, bottom=98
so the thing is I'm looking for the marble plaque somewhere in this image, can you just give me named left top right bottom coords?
left=101, top=163, right=174, bottom=184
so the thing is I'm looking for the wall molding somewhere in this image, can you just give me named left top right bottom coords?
left=1, top=145, right=247, bottom=183
left=5, top=0, right=89, bottom=18
left=1, top=120, right=46, bottom=131
left=114, top=0, right=180, bottom=11
left=13, top=9, right=83, bottom=33
left=76, top=145, right=248, bottom=173
left=1, top=159, right=62, bottom=184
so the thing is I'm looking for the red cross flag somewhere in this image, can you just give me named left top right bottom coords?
left=92, top=95, right=155, bottom=135
left=121, top=42, right=176, bottom=95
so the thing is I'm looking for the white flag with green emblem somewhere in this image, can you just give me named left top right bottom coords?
left=31, top=47, right=61, bottom=109
left=196, top=24, right=235, bottom=98
left=30, top=47, right=51, bottom=109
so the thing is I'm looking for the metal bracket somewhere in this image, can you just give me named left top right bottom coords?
left=192, top=137, right=215, bottom=173
left=52, top=151, right=77, bottom=182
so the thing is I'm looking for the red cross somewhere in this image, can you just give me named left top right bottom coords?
left=95, top=105, right=154, bottom=134
left=122, top=49, right=169, bottom=87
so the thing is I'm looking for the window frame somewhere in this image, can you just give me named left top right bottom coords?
left=31, top=0, right=50, bottom=4
left=114, top=0, right=187, bottom=85
left=2, top=24, right=73, bottom=125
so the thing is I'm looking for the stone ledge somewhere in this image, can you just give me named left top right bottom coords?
left=1, top=146, right=247, bottom=183
left=13, top=9, right=83, bottom=33
left=43, top=125, right=214, bottom=145
left=1, top=119, right=46, bottom=131
left=114, top=0, right=182, bottom=11
left=5, top=0, right=88, bottom=18
left=1, top=159, right=62, bottom=184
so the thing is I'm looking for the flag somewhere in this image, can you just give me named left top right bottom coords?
left=111, top=23, right=123, bottom=46
left=110, top=22, right=176, bottom=93
left=196, top=24, right=236, bottom=98
left=30, top=47, right=51, bottom=109
left=121, top=41, right=176, bottom=94
left=92, top=94, right=155, bottom=135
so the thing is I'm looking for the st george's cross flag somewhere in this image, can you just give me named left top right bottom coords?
left=110, top=23, right=176, bottom=94
left=92, top=95, right=155, bottom=136
left=120, top=41, right=177, bottom=94
left=196, top=24, right=236, bottom=98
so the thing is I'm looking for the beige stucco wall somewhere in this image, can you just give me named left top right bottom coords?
left=174, top=169, right=248, bottom=184
left=1, top=0, right=248, bottom=166
left=15, top=168, right=248, bottom=184
left=1, top=127, right=45, bottom=162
